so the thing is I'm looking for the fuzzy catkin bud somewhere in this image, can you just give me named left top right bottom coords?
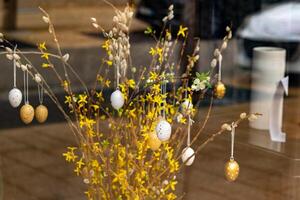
left=42, top=16, right=49, bottom=23
left=21, top=64, right=27, bottom=71
left=92, top=23, right=99, bottom=29
left=6, top=54, right=13, bottom=60
left=221, top=41, right=228, bottom=50
left=13, top=53, right=20, bottom=60
left=248, top=114, right=258, bottom=121
left=214, top=49, right=220, bottom=57
left=240, top=112, right=247, bottom=119
left=210, top=58, right=217, bottom=68
left=90, top=17, right=97, bottom=23
left=5, top=47, right=12, bottom=53
left=221, top=123, right=232, bottom=131
left=34, top=74, right=42, bottom=83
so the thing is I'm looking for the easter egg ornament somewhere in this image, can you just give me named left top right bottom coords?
left=8, top=45, right=22, bottom=108
left=35, top=83, right=48, bottom=123
left=214, top=54, right=226, bottom=99
left=214, top=81, right=226, bottom=99
left=110, top=58, right=124, bottom=110
left=20, top=68, right=34, bottom=124
left=148, top=132, right=162, bottom=151
left=9, top=88, right=22, bottom=108
left=181, top=116, right=195, bottom=166
left=156, top=80, right=172, bottom=142
left=225, top=158, right=240, bottom=182
left=156, top=119, right=172, bottom=142
left=20, top=103, right=34, bottom=124
left=224, top=123, right=240, bottom=182
left=110, top=89, right=124, bottom=110
left=35, top=105, right=48, bottom=123
left=181, top=147, right=195, bottom=166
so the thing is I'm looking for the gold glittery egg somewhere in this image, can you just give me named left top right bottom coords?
left=224, top=159, right=240, bottom=182
left=214, top=82, right=226, bottom=99
left=35, top=104, right=48, bottom=123
left=20, top=104, right=34, bottom=124
left=148, top=132, right=162, bottom=151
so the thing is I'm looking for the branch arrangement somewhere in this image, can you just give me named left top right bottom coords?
left=0, top=3, right=260, bottom=200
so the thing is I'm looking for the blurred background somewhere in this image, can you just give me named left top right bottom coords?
left=0, top=0, right=299, bottom=199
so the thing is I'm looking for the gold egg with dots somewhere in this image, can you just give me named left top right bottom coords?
left=20, top=104, right=34, bottom=124
left=148, top=132, right=162, bottom=151
left=35, top=104, right=48, bottom=123
left=214, top=82, right=226, bottom=99
left=224, top=159, right=240, bottom=182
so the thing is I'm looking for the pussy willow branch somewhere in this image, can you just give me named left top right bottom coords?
left=38, top=9, right=90, bottom=135
left=155, top=113, right=261, bottom=181
left=39, top=8, right=72, bottom=90
left=174, top=96, right=213, bottom=158
left=0, top=41, right=85, bottom=142
left=0, top=48, right=111, bottom=122
left=190, top=95, right=214, bottom=146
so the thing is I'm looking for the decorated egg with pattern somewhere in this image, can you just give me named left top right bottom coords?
left=35, top=104, right=48, bottom=123
left=181, top=147, right=195, bottom=166
left=224, top=158, right=240, bottom=182
left=8, top=88, right=22, bottom=108
left=110, top=90, right=124, bottom=110
left=156, top=119, right=172, bottom=142
left=20, top=104, right=34, bottom=124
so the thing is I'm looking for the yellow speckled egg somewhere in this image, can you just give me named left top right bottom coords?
left=35, top=104, right=48, bottom=123
left=224, top=159, right=240, bottom=182
left=148, top=132, right=162, bottom=151
left=20, top=104, right=34, bottom=124
left=214, top=81, right=226, bottom=99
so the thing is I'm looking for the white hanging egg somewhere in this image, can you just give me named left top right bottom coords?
left=35, top=104, right=48, bottom=123
left=20, top=104, right=34, bottom=124
left=8, top=88, right=22, bottom=108
left=181, top=147, right=195, bottom=166
left=110, top=89, right=124, bottom=110
left=181, top=99, right=193, bottom=114
left=156, top=119, right=172, bottom=142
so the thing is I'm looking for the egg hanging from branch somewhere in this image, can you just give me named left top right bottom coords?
left=8, top=88, right=22, bottom=108
left=110, top=89, right=124, bottom=110
left=214, top=81, right=226, bottom=99
left=181, top=147, right=195, bottom=166
left=156, top=119, right=172, bottom=142
left=224, top=158, right=240, bottom=182
left=35, top=104, right=48, bottom=123
left=20, top=104, right=34, bottom=124
left=148, top=132, right=162, bottom=151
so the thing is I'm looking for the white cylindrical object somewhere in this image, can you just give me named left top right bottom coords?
left=250, top=47, right=286, bottom=130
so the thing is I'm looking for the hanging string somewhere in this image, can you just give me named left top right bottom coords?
left=218, top=54, right=222, bottom=82
left=23, top=69, right=29, bottom=104
left=230, top=122, right=236, bottom=160
left=13, top=45, right=17, bottom=88
left=184, top=81, right=188, bottom=99
left=116, top=58, right=120, bottom=88
left=38, top=82, right=44, bottom=105
left=26, top=69, right=29, bottom=104
left=160, top=83, right=163, bottom=117
left=23, top=71, right=26, bottom=104
left=162, top=79, right=166, bottom=119
left=187, top=115, right=191, bottom=146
